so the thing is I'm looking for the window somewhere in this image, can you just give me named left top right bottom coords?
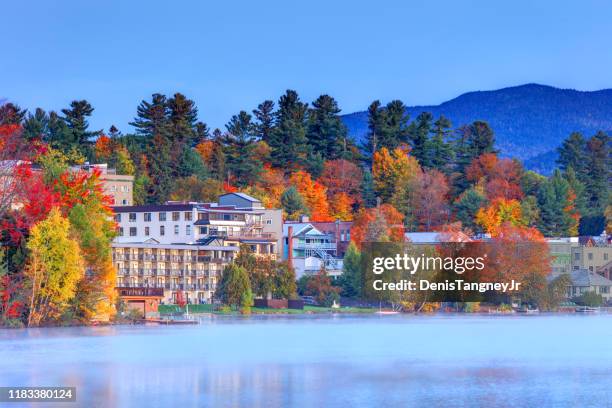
left=122, top=199, right=128, bottom=205
left=174, top=225, right=179, bottom=235
left=589, top=266, right=593, bottom=271
left=114, top=214, right=122, bottom=222
left=223, top=213, right=231, bottom=221
left=199, top=227, right=208, bottom=234
left=129, top=213, right=137, bottom=222
left=110, top=185, right=117, bottom=192
left=145, top=227, right=150, bottom=236
left=144, top=213, right=152, bottom=222
left=129, top=227, right=137, bottom=236
left=185, top=212, right=192, bottom=221
left=160, top=225, right=165, bottom=236
left=159, top=212, right=167, bottom=221
left=119, top=227, right=124, bottom=236
left=605, top=253, right=609, bottom=261
left=588, top=253, right=593, bottom=260
left=601, top=286, right=610, bottom=294
left=266, top=219, right=272, bottom=225
left=186, top=225, right=192, bottom=235
left=172, top=212, right=180, bottom=221
left=575, top=253, right=580, bottom=261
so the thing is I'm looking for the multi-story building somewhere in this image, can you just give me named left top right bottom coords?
left=283, top=222, right=343, bottom=278
left=112, top=192, right=282, bottom=303
left=75, top=163, right=134, bottom=206
left=547, top=237, right=580, bottom=276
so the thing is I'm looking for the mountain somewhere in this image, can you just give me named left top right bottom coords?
left=341, top=84, right=612, bottom=174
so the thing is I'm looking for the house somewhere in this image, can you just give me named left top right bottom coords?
left=283, top=223, right=343, bottom=278
left=564, top=269, right=612, bottom=302
left=74, top=163, right=134, bottom=206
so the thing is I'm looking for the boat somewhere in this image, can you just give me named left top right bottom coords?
left=375, top=310, right=400, bottom=315
left=575, top=306, right=599, bottom=313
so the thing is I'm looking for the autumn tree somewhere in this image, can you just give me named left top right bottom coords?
left=372, top=145, right=420, bottom=202
left=318, top=159, right=363, bottom=205
left=25, top=208, right=84, bottom=326
left=351, top=204, right=405, bottom=249
left=289, top=171, right=332, bottom=221
left=306, top=267, right=341, bottom=307
left=475, top=198, right=525, bottom=235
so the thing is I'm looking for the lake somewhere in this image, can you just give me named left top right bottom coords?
left=1, top=314, right=612, bottom=407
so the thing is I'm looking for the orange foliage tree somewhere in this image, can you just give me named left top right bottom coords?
left=318, top=159, right=363, bottom=205
left=329, top=192, right=354, bottom=221
left=466, top=153, right=523, bottom=200
left=351, top=204, right=405, bottom=249
left=289, top=170, right=332, bottom=221
left=475, top=198, right=525, bottom=235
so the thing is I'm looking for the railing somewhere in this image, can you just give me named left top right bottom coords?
left=293, top=242, right=337, bottom=250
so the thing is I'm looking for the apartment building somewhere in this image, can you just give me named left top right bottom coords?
left=283, top=222, right=344, bottom=278
left=75, top=163, right=134, bottom=206
left=112, top=192, right=282, bottom=303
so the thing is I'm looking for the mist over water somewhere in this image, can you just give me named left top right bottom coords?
left=1, top=314, right=611, bottom=407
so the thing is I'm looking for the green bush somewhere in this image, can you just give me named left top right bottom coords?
left=573, top=291, right=604, bottom=307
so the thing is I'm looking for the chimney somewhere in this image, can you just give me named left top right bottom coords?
left=300, top=215, right=309, bottom=223
left=287, top=226, right=293, bottom=264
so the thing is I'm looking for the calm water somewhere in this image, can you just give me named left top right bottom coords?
left=1, top=314, right=612, bottom=407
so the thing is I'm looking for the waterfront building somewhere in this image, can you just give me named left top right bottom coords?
left=112, top=192, right=282, bottom=304
left=283, top=222, right=343, bottom=278
left=564, top=269, right=612, bottom=302
left=547, top=237, right=580, bottom=276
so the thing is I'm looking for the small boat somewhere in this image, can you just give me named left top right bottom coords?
left=375, top=310, right=400, bottom=315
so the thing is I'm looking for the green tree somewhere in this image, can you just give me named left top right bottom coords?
left=269, top=90, right=310, bottom=170
left=61, top=100, right=100, bottom=154
left=224, top=111, right=261, bottom=186
left=557, top=132, right=587, bottom=178
left=429, top=115, right=455, bottom=172
left=537, top=170, right=576, bottom=236
left=22, top=108, right=49, bottom=141
left=307, top=94, right=348, bottom=160
left=273, top=262, right=297, bottom=299
left=281, top=186, right=309, bottom=220
left=361, top=170, right=377, bottom=208
left=408, top=112, right=433, bottom=167
left=453, top=188, right=485, bottom=232
left=252, top=100, right=275, bottom=143
left=341, top=242, right=362, bottom=298
left=583, top=131, right=610, bottom=214
left=215, top=264, right=253, bottom=310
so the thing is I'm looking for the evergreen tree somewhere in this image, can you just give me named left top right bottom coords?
left=408, top=112, right=433, bottom=167
left=537, top=170, right=575, bottom=236
left=383, top=100, right=410, bottom=149
left=215, top=264, right=252, bottom=309
left=252, top=100, right=275, bottom=143
left=130, top=93, right=171, bottom=138
left=583, top=131, right=610, bottom=214
left=361, top=170, right=377, bottom=208
left=364, top=100, right=384, bottom=160
left=429, top=115, right=455, bottom=172
left=280, top=186, right=309, bottom=220
left=22, top=108, right=49, bottom=141
left=108, top=125, right=121, bottom=138
left=453, top=188, right=485, bottom=233
left=269, top=90, right=310, bottom=170
left=195, top=121, right=210, bottom=144
left=341, top=242, right=362, bottom=298
left=557, top=132, right=587, bottom=178
left=307, top=94, right=348, bottom=160
left=61, top=100, right=100, bottom=151
left=224, top=111, right=261, bottom=186
left=167, top=92, right=198, bottom=147
left=0, top=103, right=26, bottom=125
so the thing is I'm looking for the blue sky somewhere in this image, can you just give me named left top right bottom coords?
left=2, top=0, right=612, bottom=132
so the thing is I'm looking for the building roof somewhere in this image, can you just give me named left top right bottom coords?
left=112, top=203, right=198, bottom=213
left=405, top=231, right=472, bottom=243
left=219, top=192, right=261, bottom=202
left=283, top=223, right=330, bottom=237
left=568, top=269, right=612, bottom=287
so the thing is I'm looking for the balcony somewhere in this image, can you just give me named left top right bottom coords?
left=293, top=242, right=337, bottom=250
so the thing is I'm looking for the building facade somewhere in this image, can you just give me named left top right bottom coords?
left=112, top=193, right=282, bottom=303
left=283, top=222, right=344, bottom=278
left=76, top=163, right=134, bottom=206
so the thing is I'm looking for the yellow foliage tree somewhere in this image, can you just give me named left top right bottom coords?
left=475, top=198, right=525, bottom=236
left=25, top=208, right=84, bottom=326
left=372, top=145, right=420, bottom=202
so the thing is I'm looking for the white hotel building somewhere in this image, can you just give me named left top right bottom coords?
left=112, top=193, right=282, bottom=304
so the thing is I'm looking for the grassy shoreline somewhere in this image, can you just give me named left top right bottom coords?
left=158, top=304, right=377, bottom=315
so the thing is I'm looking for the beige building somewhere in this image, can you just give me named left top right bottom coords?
left=572, top=245, right=611, bottom=273
left=112, top=192, right=283, bottom=304
left=113, top=241, right=237, bottom=304
left=77, top=163, right=134, bottom=206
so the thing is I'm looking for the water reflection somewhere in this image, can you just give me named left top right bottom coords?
left=1, top=314, right=612, bottom=407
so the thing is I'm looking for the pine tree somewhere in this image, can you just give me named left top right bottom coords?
left=408, top=112, right=433, bottom=167
left=22, top=108, right=49, bottom=141
left=537, top=170, right=575, bottom=236
left=364, top=100, right=383, bottom=160
left=453, top=188, right=485, bottom=232
left=61, top=100, right=100, bottom=151
left=341, top=242, right=362, bottom=298
left=429, top=115, right=455, bottom=172
left=269, top=90, right=310, bottom=170
left=0, top=103, right=26, bottom=125
left=307, top=94, right=348, bottom=160
left=583, top=131, right=610, bottom=214
left=557, top=132, right=587, bottom=178
left=252, top=100, right=275, bottom=143
left=167, top=92, right=198, bottom=147
left=224, top=111, right=261, bottom=186
left=108, top=125, right=121, bottom=138
left=280, top=186, right=309, bottom=220
left=361, top=170, right=376, bottom=208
